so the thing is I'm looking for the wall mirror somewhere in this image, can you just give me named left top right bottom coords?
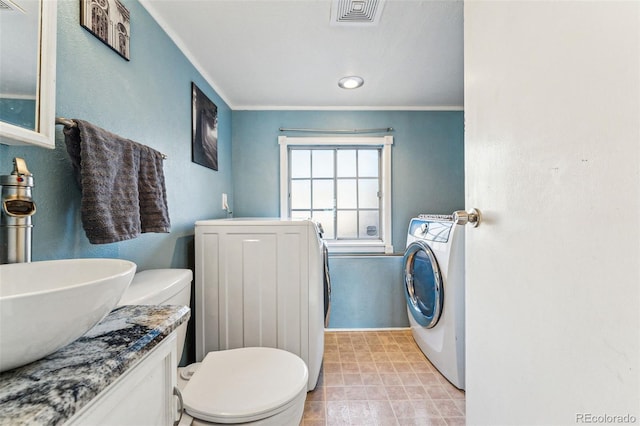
left=0, top=0, right=56, bottom=149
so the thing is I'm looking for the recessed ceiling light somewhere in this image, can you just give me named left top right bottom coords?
left=338, top=76, right=364, bottom=89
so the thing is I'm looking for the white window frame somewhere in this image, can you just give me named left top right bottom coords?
left=279, top=135, right=394, bottom=254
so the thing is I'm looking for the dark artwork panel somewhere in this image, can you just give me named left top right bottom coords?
left=191, top=83, right=218, bottom=171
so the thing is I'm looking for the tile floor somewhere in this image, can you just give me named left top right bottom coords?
left=301, top=329, right=465, bottom=426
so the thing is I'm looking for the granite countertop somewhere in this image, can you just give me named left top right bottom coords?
left=0, top=305, right=190, bottom=426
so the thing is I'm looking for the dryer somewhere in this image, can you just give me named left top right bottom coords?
left=194, top=217, right=329, bottom=390
left=403, top=215, right=465, bottom=389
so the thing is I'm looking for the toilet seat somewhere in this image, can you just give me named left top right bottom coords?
left=181, top=347, right=309, bottom=424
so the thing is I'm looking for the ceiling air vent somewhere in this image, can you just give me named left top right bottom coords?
left=331, top=0, right=385, bottom=26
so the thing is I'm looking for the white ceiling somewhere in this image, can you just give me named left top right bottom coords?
left=140, top=0, right=464, bottom=110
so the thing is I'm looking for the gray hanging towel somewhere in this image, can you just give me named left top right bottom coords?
left=64, top=119, right=170, bottom=244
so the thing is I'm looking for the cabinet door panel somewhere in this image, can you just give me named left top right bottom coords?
left=68, top=334, right=177, bottom=426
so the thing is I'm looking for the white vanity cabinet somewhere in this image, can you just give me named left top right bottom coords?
left=0, top=306, right=190, bottom=426
left=67, top=332, right=179, bottom=426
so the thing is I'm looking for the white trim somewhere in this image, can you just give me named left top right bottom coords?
left=139, top=0, right=233, bottom=108
left=280, top=136, right=392, bottom=146
left=278, top=135, right=289, bottom=219
left=381, top=135, right=393, bottom=254
left=140, top=0, right=465, bottom=112
left=279, top=135, right=394, bottom=254
left=37, top=0, right=56, bottom=147
left=327, top=240, right=387, bottom=254
left=0, top=0, right=56, bottom=149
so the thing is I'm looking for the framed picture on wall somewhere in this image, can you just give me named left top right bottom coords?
left=191, top=83, right=219, bottom=171
left=80, top=0, right=131, bottom=60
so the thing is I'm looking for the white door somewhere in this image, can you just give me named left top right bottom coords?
left=464, top=2, right=640, bottom=425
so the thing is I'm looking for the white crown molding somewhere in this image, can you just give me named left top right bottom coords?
left=139, top=0, right=235, bottom=109
left=140, top=1, right=464, bottom=113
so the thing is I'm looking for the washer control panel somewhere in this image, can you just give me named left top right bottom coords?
left=408, top=218, right=453, bottom=243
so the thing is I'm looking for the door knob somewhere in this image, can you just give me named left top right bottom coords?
left=453, top=208, right=481, bottom=227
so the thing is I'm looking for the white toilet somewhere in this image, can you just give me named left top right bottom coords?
left=118, top=269, right=308, bottom=426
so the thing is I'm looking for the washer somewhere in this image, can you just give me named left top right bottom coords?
left=403, top=215, right=465, bottom=389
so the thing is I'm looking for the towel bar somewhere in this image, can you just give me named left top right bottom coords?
left=55, top=117, right=168, bottom=160
left=55, top=117, right=77, bottom=128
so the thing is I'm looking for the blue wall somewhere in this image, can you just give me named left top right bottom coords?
left=328, top=255, right=406, bottom=328
left=0, top=0, right=231, bottom=270
left=0, top=3, right=464, bottom=330
left=231, top=110, right=464, bottom=253
left=231, top=110, right=464, bottom=328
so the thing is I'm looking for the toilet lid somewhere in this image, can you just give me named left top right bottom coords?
left=182, top=347, right=309, bottom=423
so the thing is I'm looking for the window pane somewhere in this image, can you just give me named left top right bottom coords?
left=312, top=180, right=334, bottom=209
left=336, top=211, right=357, bottom=239
left=336, top=179, right=357, bottom=208
left=283, top=137, right=391, bottom=251
left=358, top=178, right=379, bottom=209
left=359, top=210, right=380, bottom=239
left=291, top=180, right=310, bottom=209
left=291, top=210, right=310, bottom=219
left=312, top=150, right=334, bottom=178
left=312, top=211, right=334, bottom=239
left=337, top=150, right=356, bottom=177
left=291, top=150, right=310, bottom=178
left=358, top=150, right=379, bottom=177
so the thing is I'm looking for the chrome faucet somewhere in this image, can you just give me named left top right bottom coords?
left=1, top=158, right=36, bottom=264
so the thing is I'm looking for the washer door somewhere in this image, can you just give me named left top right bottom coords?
left=322, top=241, right=332, bottom=327
left=403, top=241, right=444, bottom=328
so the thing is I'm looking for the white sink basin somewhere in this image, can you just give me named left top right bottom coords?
left=0, top=258, right=136, bottom=372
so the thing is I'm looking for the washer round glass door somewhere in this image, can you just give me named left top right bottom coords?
left=403, top=241, right=444, bottom=328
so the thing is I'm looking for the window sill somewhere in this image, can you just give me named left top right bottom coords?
left=325, top=240, right=394, bottom=254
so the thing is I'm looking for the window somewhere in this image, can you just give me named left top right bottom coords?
left=279, top=136, right=393, bottom=254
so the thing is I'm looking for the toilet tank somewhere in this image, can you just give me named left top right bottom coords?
left=118, top=269, right=192, bottom=360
